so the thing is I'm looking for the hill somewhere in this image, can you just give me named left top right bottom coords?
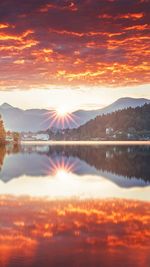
left=0, top=97, right=149, bottom=132
left=67, top=103, right=150, bottom=140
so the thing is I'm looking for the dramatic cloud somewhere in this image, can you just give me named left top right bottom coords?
left=0, top=0, right=150, bottom=89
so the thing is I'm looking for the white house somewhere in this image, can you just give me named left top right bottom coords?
left=35, top=134, right=49, bottom=141
left=106, top=127, right=114, bottom=135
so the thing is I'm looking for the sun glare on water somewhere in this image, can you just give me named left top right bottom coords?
left=56, top=169, right=69, bottom=181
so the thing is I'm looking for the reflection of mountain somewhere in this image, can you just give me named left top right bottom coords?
left=44, top=145, right=150, bottom=188
left=0, top=150, right=97, bottom=183
left=59, top=145, right=150, bottom=181
left=0, top=145, right=150, bottom=188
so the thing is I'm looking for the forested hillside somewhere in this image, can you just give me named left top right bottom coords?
left=68, top=104, right=150, bottom=140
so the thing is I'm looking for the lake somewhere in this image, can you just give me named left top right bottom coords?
left=0, top=144, right=150, bottom=267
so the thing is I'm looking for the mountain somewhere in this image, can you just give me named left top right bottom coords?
left=74, top=97, right=150, bottom=125
left=0, top=103, right=14, bottom=110
left=68, top=103, right=150, bottom=140
left=0, top=97, right=150, bottom=132
left=98, top=97, right=150, bottom=113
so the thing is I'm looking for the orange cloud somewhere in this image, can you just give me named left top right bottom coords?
left=14, top=59, right=25, bottom=64
left=0, top=0, right=149, bottom=89
left=125, top=24, right=149, bottom=31
left=0, top=23, right=10, bottom=29
left=0, top=29, right=33, bottom=41
left=38, top=2, right=78, bottom=13
left=98, top=12, right=144, bottom=20
left=118, top=12, right=144, bottom=20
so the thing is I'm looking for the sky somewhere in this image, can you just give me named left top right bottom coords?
left=0, top=0, right=150, bottom=111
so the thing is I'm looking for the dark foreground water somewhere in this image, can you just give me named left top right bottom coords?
left=0, top=144, right=150, bottom=267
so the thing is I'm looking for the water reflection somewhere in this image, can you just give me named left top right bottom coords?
left=0, top=145, right=6, bottom=171
left=0, top=144, right=150, bottom=267
left=0, top=145, right=150, bottom=187
left=0, top=197, right=150, bottom=267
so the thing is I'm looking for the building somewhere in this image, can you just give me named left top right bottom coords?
left=35, top=134, right=49, bottom=141
left=21, top=133, right=49, bottom=141
left=106, top=127, right=114, bottom=135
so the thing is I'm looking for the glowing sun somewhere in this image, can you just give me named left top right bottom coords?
left=56, top=106, right=68, bottom=117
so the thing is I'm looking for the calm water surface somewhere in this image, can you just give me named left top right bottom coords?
left=0, top=144, right=150, bottom=267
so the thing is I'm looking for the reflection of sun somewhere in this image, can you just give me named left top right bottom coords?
left=44, top=157, right=77, bottom=177
left=56, top=169, right=69, bottom=181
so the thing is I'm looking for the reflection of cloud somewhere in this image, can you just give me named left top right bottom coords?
left=0, top=197, right=149, bottom=264
left=0, top=233, right=37, bottom=267
left=0, top=197, right=150, bottom=266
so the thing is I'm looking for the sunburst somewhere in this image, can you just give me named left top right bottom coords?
left=44, top=156, right=77, bottom=177
left=42, top=108, right=78, bottom=129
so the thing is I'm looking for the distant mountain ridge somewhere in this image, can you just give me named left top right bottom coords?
left=0, top=97, right=150, bottom=132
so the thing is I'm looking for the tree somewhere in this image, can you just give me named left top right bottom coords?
left=12, top=132, right=20, bottom=143
left=0, top=115, right=6, bottom=144
left=67, top=103, right=150, bottom=140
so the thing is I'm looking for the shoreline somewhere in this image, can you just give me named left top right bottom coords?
left=21, top=140, right=150, bottom=146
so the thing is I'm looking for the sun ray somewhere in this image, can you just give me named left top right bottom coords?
left=41, top=108, right=79, bottom=129
left=43, top=155, right=77, bottom=177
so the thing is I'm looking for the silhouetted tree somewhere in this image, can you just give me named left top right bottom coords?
left=0, top=115, right=6, bottom=144
left=12, top=132, right=20, bottom=143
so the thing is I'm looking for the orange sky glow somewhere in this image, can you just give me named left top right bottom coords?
left=0, top=0, right=150, bottom=109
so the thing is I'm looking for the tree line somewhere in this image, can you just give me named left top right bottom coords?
left=0, top=115, right=6, bottom=144
left=66, top=103, right=150, bottom=140
left=0, top=115, right=20, bottom=144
